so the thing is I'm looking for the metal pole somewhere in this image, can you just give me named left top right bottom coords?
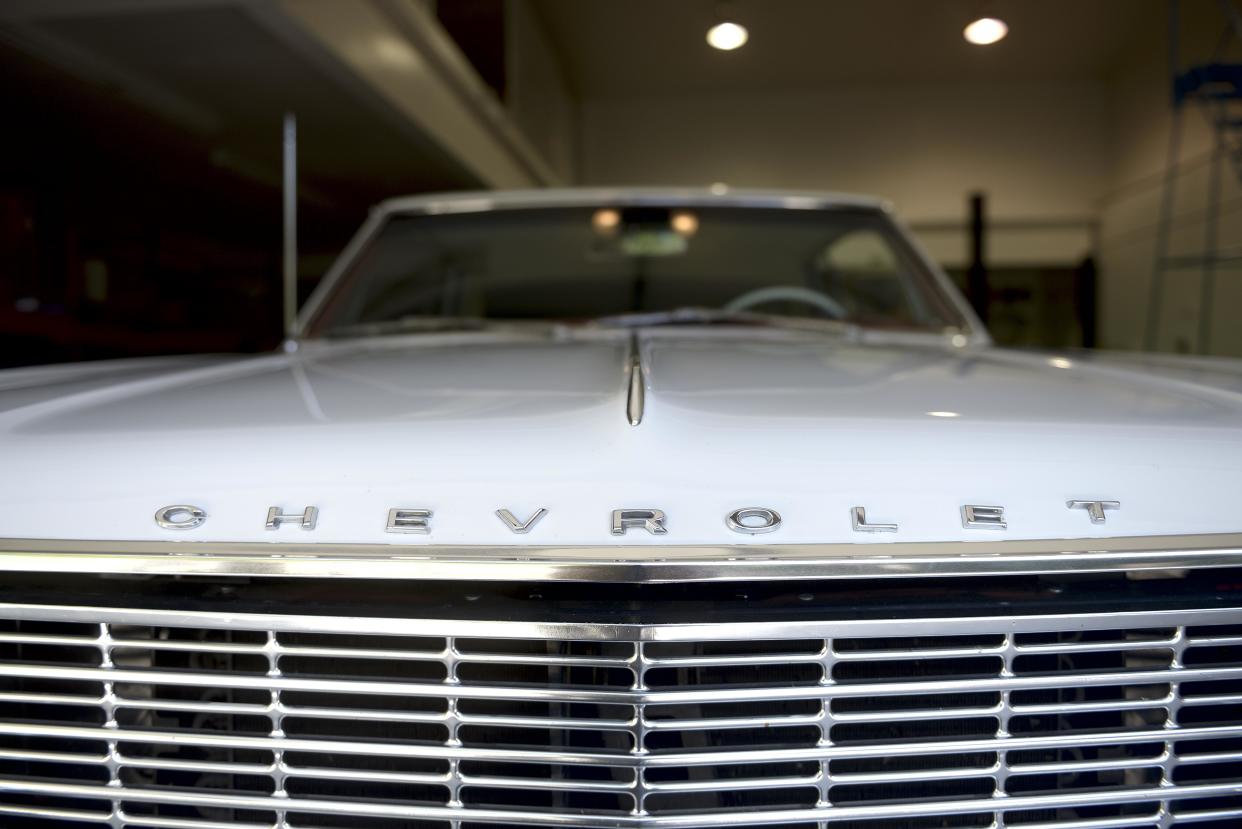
left=1145, top=0, right=1182, bottom=351
left=1144, top=110, right=1182, bottom=352
left=967, top=192, right=989, bottom=325
left=1076, top=256, right=1098, bottom=349
left=282, top=112, right=297, bottom=340
left=1219, top=0, right=1242, bottom=42
left=1198, top=133, right=1223, bottom=354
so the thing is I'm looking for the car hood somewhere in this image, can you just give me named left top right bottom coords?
left=3, top=329, right=1242, bottom=545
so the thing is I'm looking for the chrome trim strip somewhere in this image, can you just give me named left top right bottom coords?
left=0, top=776, right=1239, bottom=828
left=2, top=719, right=1236, bottom=775
left=5, top=717, right=1239, bottom=767
left=0, top=532, right=1241, bottom=582
left=3, top=661, right=1241, bottom=708
left=0, top=600, right=1236, bottom=641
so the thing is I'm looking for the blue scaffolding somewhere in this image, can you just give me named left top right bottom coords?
left=1145, top=0, right=1242, bottom=352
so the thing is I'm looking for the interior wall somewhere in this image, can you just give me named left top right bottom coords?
left=1097, top=0, right=1242, bottom=356
left=578, top=81, right=1108, bottom=268
left=504, top=0, right=576, bottom=184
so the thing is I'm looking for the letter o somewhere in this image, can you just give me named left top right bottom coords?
left=154, top=504, right=207, bottom=530
left=726, top=507, right=781, bottom=535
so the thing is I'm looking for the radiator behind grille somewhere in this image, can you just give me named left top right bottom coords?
left=0, top=603, right=1241, bottom=828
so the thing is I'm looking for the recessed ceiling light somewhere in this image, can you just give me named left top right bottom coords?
left=963, top=16, right=1008, bottom=45
left=926, top=411, right=960, bottom=418
left=707, top=21, right=748, bottom=51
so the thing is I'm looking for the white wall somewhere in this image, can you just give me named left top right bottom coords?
left=1097, top=2, right=1242, bottom=356
left=544, top=3, right=1242, bottom=355
left=504, top=0, right=576, bottom=184
left=579, top=81, right=1108, bottom=268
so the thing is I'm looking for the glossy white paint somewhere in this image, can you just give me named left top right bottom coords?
left=2, top=326, right=1242, bottom=546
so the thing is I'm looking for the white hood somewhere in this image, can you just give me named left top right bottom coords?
left=3, top=329, right=1242, bottom=545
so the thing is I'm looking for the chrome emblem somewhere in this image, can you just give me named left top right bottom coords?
left=151, top=500, right=1121, bottom=536
left=726, top=507, right=781, bottom=534
left=386, top=508, right=432, bottom=534
left=961, top=504, right=1007, bottom=530
left=266, top=506, right=318, bottom=531
left=1068, top=500, right=1121, bottom=524
left=851, top=506, right=897, bottom=533
left=496, top=508, right=549, bottom=534
left=154, top=504, right=207, bottom=530
left=611, top=509, right=668, bottom=536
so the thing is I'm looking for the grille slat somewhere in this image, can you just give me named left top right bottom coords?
left=279, top=764, right=449, bottom=785
left=644, top=775, right=818, bottom=793
left=1012, top=694, right=1176, bottom=715
left=118, top=756, right=277, bottom=777
left=1177, top=750, right=1242, bottom=765
left=1008, top=754, right=1171, bottom=775
left=645, top=653, right=826, bottom=668
left=0, top=803, right=117, bottom=824
left=1186, top=635, right=1242, bottom=647
left=2, top=603, right=1242, bottom=828
left=644, top=713, right=824, bottom=730
left=459, top=773, right=636, bottom=792
left=1015, top=818, right=1208, bottom=829
left=3, top=775, right=1242, bottom=826
left=9, top=661, right=1242, bottom=704
left=829, top=704, right=1002, bottom=722
left=10, top=719, right=1242, bottom=766
left=828, top=764, right=1002, bottom=784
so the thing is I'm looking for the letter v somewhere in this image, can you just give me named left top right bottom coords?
left=495, top=508, right=548, bottom=534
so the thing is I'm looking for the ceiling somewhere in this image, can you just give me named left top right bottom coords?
left=533, top=0, right=1164, bottom=96
left=0, top=1, right=481, bottom=215
left=0, top=0, right=1175, bottom=209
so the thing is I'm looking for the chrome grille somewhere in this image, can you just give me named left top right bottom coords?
left=1, top=604, right=1241, bottom=828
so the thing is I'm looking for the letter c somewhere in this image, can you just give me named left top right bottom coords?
left=154, top=504, right=207, bottom=530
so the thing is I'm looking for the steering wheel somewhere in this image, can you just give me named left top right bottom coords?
left=724, top=285, right=848, bottom=319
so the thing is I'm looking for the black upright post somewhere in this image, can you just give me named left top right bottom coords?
left=1076, top=256, right=1098, bottom=348
left=967, top=192, right=989, bottom=324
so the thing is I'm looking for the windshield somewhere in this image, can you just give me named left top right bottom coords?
left=307, top=204, right=968, bottom=336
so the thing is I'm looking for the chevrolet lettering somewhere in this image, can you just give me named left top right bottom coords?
left=151, top=500, right=1122, bottom=534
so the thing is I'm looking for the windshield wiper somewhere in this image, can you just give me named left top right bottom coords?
left=323, top=309, right=860, bottom=340
left=323, top=316, right=564, bottom=339
left=590, top=307, right=860, bottom=336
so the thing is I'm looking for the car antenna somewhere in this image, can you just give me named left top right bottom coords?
left=282, top=111, right=298, bottom=347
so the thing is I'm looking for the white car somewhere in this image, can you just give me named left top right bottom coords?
left=1, top=189, right=1240, bottom=828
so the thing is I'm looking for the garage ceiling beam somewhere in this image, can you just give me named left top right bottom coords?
left=0, top=6, right=222, bottom=135
left=257, top=0, right=560, bottom=189
left=0, top=0, right=238, bottom=20
left=1, top=0, right=561, bottom=190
